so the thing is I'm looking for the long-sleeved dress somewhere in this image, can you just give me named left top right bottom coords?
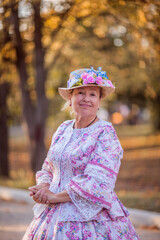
left=23, top=119, right=140, bottom=240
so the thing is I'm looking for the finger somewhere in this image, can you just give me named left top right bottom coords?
left=34, top=193, right=40, bottom=200
left=29, top=191, right=34, bottom=196
left=34, top=189, right=44, bottom=201
left=29, top=185, right=41, bottom=192
left=37, top=193, right=44, bottom=202
left=39, top=195, right=47, bottom=203
left=29, top=189, right=37, bottom=195
left=28, top=185, right=37, bottom=190
left=33, top=195, right=39, bottom=203
left=39, top=192, right=45, bottom=203
left=39, top=190, right=47, bottom=203
left=33, top=195, right=42, bottom=204
left=29, top=188, right=37, bottom=195
left=34, top=189, right=42, bottom=199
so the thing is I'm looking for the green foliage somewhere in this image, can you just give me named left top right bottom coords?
left=72, top=78, right=83, bottom=87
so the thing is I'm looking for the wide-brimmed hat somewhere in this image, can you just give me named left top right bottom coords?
left=58, top=67, right=115, bottom=100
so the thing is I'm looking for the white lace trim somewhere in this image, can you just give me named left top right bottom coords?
left=67, top=185, right=102, bottom=221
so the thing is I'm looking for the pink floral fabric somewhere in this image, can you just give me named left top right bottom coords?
left=23, top=120, right=140, bottom=240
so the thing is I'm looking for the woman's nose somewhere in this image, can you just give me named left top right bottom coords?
left=83, top=94, right=90, bottom=101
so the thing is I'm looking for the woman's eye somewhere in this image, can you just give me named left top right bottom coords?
left=91, top=93, right=96, bottom=96
left=78, top=91, right=83, bottom=94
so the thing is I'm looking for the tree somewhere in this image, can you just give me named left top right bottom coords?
left=0, top=82, right=10, bottom=177
left=0, top=0, right=159, bottom=175
left=0, top=0, right=74, bottom=173
left=52, top=0, right=160, bottom=128
left=0, top=2, right=13, bottom=177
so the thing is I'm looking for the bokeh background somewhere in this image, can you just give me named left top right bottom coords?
left=0, top=0, right=160, bottom=212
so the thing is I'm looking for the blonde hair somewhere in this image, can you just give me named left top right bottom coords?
left=61, top=100, right=74, bottom=115
left=61, top=101, right=70, bottom=111
left=61, top=89, right=73, bottom=113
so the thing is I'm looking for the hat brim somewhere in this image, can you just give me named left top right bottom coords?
left=58, top=84, right=115, bottom=100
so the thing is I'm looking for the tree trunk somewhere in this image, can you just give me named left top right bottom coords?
left=11, top=3, right=48, bottom=173
left=152, top=95, right=160, bottom=131
left=0, top=82, right=10, bottom=177
left=29, top=123, right=46, bottom=172
left=30, top=1, right=48, bottom=172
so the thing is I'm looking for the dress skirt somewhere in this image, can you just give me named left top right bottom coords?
left=22, top=205, right=140, bottom=240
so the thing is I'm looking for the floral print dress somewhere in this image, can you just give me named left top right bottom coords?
left=23, top=120, right=140, bottom=240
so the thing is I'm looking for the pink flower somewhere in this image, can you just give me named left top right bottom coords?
left=87, top=75, right=95, bottom=83
left=107, top=80, right=114, bottom=87
left=81, top=72, right=88, bottom=80
left=83, top=78, right=88, bottom=85
left=96, top=76, right=103, bottom=85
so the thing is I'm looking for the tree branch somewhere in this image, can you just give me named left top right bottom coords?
left=45, top=45, right=62, bottom=73
left=48, top=2, right=75, bottom=47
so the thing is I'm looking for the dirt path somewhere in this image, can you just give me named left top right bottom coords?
left=0, top=200, right=33, bottom=240
left=0, top=200, right=160, bottom=240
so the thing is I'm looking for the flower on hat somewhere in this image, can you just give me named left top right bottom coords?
left=97, top=67, right=102, bottom=71
left=81, top=71, right=103, bottom=85
left=107, top=80, right=114, bottom=88
left=81, top=72, right=88, bottom=80
left=87, top=75, right=95, bottom=83
left=69, top=66, right=113, bottom=88
left=96, top=76, right=103, bottom=85
left=59, top=67, right=115, bottom=100
left=81, top=72, right=96, bottom=84
left=83, top=78, right=88, bottom=85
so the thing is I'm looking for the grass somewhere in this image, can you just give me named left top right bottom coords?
left=117, top=190, right=160, bottom=213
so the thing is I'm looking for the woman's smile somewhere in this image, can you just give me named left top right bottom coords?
left=79, top=103, right=91, bottom=108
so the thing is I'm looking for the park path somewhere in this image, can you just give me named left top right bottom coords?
left=0, top=200, right=160, bottom=240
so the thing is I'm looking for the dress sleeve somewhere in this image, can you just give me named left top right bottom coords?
left=36, top=121, right=70, bottom=185
left=36, top=133, right=56, bottom=185
left=67, top=125, right=123, bottom=220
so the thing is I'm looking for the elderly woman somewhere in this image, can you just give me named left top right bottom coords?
left=23, top=67, right=139, bottom=240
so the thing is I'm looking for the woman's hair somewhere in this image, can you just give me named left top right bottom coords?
left=61, top=89, right=73, bottom=113
left=99, top=88, right=102, bottom=99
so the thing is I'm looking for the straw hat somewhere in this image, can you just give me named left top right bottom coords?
left=58, top=67, right=115, bottom=100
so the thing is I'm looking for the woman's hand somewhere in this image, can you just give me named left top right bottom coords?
left=28, top=183, right=50, bottom=203
left=32, top=188, right=57, bottom=204
left=29, top=183, right=50, bottom=195
left=29, top=183, right=71, bottom=204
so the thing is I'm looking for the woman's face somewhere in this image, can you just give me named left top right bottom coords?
left=70, top=86, right=101, bottom=118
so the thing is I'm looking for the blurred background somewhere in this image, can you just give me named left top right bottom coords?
left=0, top=0, right=160, bottom=213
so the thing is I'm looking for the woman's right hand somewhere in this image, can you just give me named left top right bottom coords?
left=32, top=188, right=57, bottom=204
left=28, top=183, right=50, bottom=203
